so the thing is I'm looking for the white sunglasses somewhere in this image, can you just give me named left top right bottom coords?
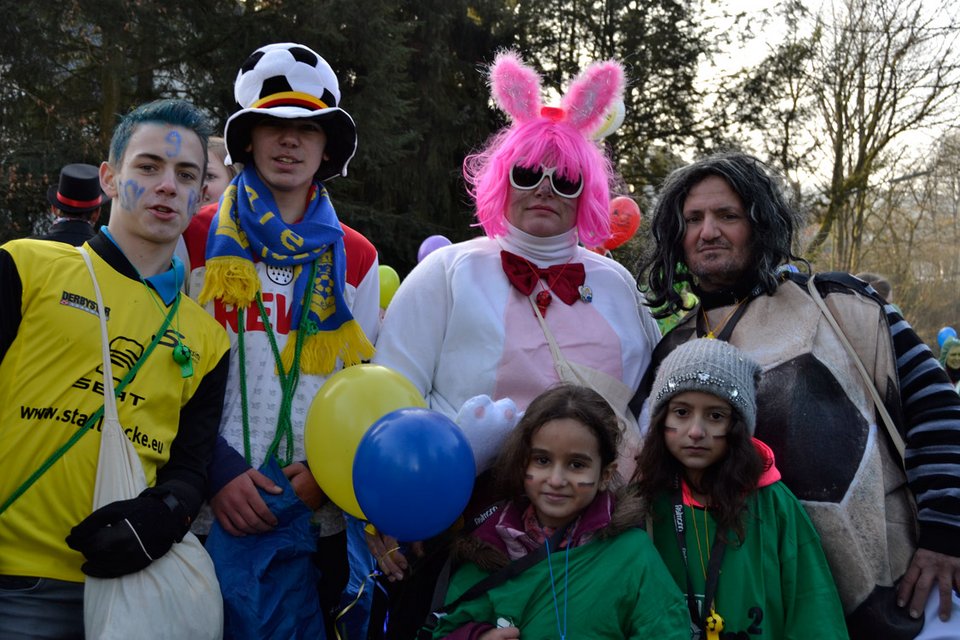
left=509, top=165, right=584, bottom=199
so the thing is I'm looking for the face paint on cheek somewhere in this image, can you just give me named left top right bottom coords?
left=576, top=481, right=596, bottom=487
left=524, top=473, right=533, bottom=480
left=119, top=180, right=146, bottom=210
left=165, top=130, right=182, bottom=157
left=187, top=190, right=199, bottom=215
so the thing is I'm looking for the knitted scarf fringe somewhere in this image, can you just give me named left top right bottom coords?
left=198, top=256, right=260, bottom=307
left=281, top=320, right=375, bottom=375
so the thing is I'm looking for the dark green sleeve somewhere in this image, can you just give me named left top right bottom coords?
left=774, top=484, right=849, bottom=640
left=431, top=562, right=496, bottom=638
left=624, top=529, right=693, bottom=639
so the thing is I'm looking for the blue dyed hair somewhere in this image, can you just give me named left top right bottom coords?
left=109, top=99, right=213, bottom=171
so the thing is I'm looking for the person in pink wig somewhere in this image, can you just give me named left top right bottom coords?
left=366, top=50, right=661, bottom=639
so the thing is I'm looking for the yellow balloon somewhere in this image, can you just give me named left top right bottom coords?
left=379, top=265, right=401, bottom=309
left=304, top=364, right=426, bottom=518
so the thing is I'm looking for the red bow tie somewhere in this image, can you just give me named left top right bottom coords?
left=500, top=250, right=585, bottom=315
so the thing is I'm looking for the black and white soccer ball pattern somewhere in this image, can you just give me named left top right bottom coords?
left=234, top=43, right=340, bottom=110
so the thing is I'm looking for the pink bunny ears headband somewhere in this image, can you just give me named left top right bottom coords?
left=489, top=50, right=625, bottom=139
left=463, top=51, right=625, bottom=242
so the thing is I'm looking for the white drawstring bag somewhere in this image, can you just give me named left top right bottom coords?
left=79, top=247, right=223, bottom=640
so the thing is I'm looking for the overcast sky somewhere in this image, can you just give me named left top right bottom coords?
left=703, top=0, right=958, bottom=178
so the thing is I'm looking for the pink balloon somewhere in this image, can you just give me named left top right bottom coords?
left=417, top=235, right=452, bottom=262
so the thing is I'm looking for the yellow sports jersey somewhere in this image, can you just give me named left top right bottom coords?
left=0, top=238, right=229, bottom=582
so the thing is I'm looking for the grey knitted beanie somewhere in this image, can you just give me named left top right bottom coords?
left=650, top=339, right=762, bottom=435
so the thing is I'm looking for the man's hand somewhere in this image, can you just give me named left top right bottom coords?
left=897, top=548, right=960, bottom=621
left=365, top=528, right=424, bottom=582
left=210, top=468, right=282, bottom=536
left=283, top=462, right=327, bottom=511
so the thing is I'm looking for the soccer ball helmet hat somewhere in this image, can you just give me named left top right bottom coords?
left=224, top=42, right=358, bottom=181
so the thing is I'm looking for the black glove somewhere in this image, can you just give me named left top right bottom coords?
left=65, top=487, right=191, bottom=578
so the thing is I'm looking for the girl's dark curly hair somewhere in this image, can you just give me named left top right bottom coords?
left=639, top=152, right=807, bottom=318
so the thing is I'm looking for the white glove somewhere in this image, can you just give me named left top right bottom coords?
left=455, top=394, right=522, bottom=474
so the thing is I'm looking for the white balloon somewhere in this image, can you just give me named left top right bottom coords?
left=591, top=98, right=626, bottom=140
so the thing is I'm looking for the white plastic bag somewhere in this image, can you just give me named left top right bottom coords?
left=79, top=247, right=223, bottom=640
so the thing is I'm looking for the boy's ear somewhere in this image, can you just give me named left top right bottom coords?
left=99, top=161, right=118, bottom=199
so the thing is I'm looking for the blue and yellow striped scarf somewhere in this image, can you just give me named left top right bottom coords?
left=198, top=166, right=373, bottom=374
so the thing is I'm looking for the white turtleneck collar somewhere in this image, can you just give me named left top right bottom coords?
left=496, top=222, right=579, bottom=266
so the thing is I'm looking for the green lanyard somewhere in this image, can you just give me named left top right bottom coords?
left=237, top=259, right=318, bottom=468
left=0, top=294, right=180, bottom=516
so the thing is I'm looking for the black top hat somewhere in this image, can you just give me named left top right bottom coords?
left=47, top=163, right=109, bottom=215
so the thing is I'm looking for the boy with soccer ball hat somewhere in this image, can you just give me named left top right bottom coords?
left=223, top=43, right=358, bottom=181
left=186, top=43, right=381, bottom=639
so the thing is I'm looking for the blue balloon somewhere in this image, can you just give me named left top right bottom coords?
left=939, top=326, right=957, bottom=349
left=353, top=407, right=476, bottom=541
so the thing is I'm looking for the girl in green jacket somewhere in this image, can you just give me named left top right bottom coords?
left=431, top=383, right=690, bottom=639
left=634, top=338, right=848, bottom=640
